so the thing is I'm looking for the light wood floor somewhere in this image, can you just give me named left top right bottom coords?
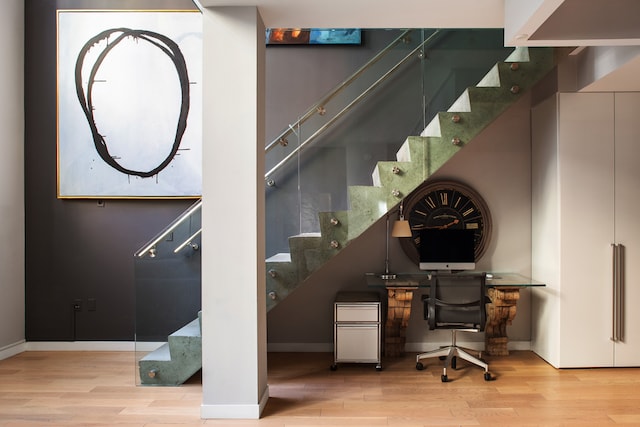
left=2, top=350, right=640, bottom=426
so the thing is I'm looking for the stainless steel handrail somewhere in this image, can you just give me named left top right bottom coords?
left=174, top=229, right=202, bottom=253
left=134, top=199, right=202, bottom=258
left=264, top=29, right=415, bottom=155
left=265, top=29, right=442, bottom=182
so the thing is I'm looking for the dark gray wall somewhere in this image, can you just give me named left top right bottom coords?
left=24, top=0, right=197, bottom=341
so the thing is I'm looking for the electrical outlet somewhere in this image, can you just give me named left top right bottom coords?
left=73, top=299, right=82, bottom=312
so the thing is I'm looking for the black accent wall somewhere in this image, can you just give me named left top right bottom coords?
left=24, top=0, right=196, bottom=341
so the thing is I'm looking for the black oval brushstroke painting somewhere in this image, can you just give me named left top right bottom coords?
left=75, top=28, right=190, bottom=178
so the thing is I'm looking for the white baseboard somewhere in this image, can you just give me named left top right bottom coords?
left=0, top=340, right=27, bottom=361
left=267, top=341, right=531, bottom=353
left=2, top=340, right=532, bottom=360
left=405, top=340, right=531, bottom=353
left=201, top=386, right=268, bottom=420
left=267, top=342, right=332, bottom=352
left=23, top=341, right=144, bottom=352
left=1, top=340, right=143, bottom=361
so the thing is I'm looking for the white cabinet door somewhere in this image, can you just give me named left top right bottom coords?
left=532, top=92, right=640, bottom=367
left=613, top=93, right=640, bottom=366
left=557, top=93, right=615, bottom=367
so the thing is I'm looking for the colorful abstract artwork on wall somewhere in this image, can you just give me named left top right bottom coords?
left=266, top=28, right=361, bottom=45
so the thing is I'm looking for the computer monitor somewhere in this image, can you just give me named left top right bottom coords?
left=419, top=228, right=476, bottom=271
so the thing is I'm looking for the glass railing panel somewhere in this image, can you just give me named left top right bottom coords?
left=265, top=29, right=430, bottom=260
left=265, top=29, right=427, bottom=185
left=266, top=29, right=513, bottom=260
left=419, top=29, right=513, bottom=127
left=133, top=200, right=202, bottom=385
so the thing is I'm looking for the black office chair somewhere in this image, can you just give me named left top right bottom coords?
left=415, top=273, right=492, bottom=382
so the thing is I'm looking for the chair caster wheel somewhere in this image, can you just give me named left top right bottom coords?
left=330, top=364, right=337, bottom=371
left=416, top=362, right=424, bottom=371
left=451, top=356, right=457, bottom=370
left=441, top=374, right=448, bottom=382
left=376, top=365, right=382, bottom=371
left=484, top=372, right=492, bottom=381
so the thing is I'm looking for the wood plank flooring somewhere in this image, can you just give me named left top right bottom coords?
left=1, top=350, right=640, bottom=426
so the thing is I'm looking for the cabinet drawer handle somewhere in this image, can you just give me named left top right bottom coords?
left=611, top=243, right=624, bottom=342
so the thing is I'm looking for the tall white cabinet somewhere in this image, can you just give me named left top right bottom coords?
left=531, top=92, right=640, bottom=368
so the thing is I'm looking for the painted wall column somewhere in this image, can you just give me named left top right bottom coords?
left=197, top=5, right=268, bottom=419
left=0, top=0, right=25, bottom=355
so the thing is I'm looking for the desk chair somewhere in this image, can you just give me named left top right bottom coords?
left=415, top=273, right=492, bottom=382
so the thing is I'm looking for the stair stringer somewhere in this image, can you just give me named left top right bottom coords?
left=265, top=47, right=557, bottom=312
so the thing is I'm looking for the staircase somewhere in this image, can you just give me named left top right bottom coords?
left=135, top=44, right=558, bottom=386
left=138, top=312, right=202, bottom=386
left=265, top=46, right=556, bottom=311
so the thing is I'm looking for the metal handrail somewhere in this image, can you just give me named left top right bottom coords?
left=134, top=199, right=202, bottom=258
left=174, top=229, right=202, bottom=253
left=264, top=29, right=442, bottom=183
left=264, top=29, right=414, bottom=154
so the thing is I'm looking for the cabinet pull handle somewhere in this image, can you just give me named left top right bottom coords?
left=618, top=244, right=625, bottom=342
left=612, top=243, right=619, bottom=342
left=611, top=243, right=624, bottom=342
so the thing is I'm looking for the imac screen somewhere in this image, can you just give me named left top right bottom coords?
left=419, top=228, right=475, bottom=271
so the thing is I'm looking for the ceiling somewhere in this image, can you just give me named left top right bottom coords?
left=194, top=0, right=505, bottom=29
left=194, top=0, right=640, bottom=91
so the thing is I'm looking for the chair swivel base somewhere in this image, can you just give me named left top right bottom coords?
left=416, top=344, right=492, bottom=382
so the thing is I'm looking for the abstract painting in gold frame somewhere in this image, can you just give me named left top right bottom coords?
left=57, top=10, right=202, bottom=199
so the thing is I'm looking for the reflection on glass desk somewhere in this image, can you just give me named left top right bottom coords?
left=365, top=272, right=545, bottom=289
left=365, top=272, right=545, bottom=357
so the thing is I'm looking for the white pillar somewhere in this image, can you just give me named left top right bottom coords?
left=197, top=5, right=267, bottom=419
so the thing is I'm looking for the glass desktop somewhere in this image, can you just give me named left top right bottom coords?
left=365, top=272, right=545, bottom=289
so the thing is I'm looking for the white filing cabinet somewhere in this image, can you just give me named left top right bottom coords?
left=331, top=291, right=382, bottom=371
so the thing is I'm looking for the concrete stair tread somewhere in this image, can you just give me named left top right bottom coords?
left=170, top=318, right=201, bottom=338
left=266, top=253, right=291, bottom=263
left=140, top=342, right=170, bottom=362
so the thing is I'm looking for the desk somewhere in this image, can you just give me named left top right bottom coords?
left=365, top=272, right=545, bottom=357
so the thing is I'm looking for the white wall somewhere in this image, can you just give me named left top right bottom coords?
left=503, top=0, right=555, bottom=45
left=0, top=0, right=25, bottom=358
left=576, top=46, right=640, bottom=92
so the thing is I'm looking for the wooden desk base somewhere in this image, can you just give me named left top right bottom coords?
left=485, top=287, right=520, bottom=356
left=384, top=288, right=413, bottom=357
left=383, top=287, right=521, bottom=357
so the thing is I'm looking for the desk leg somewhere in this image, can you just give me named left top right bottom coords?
left=384, top=288, right=413, bottom=357
left=485, top=288, right=520, bottom=356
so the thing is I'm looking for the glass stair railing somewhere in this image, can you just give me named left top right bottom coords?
left=265, top=30, right=518, bottom=261
left=133, top=199, right=202, bottom=386
left=265, top=30, right=556, bottom=310
left=265, top=29, right=443, bottom=185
